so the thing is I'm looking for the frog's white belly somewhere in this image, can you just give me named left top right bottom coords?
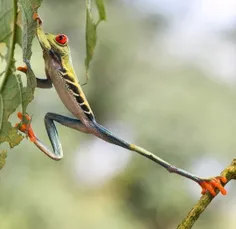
left=50, top=70, right=88, bottom=123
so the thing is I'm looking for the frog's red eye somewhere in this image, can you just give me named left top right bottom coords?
left=55, top=34, right=68, bottom=45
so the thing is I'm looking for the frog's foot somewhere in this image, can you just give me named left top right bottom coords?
left=33, top=12, right=42, bottom=24
left=199, top=176, right=227, bottom=196
left=15, top=112, right=36, bottom=143
left=17, top=65, right=27, bottom=73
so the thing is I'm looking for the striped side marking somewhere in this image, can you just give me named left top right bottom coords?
left=59, top=69, right=76, bottom=83
left=61, top=74, right=94, bottom=120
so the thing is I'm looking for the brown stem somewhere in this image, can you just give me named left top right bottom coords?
left=177, top=159, right=236, bottom=229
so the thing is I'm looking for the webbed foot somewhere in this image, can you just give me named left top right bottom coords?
left=199, top=176, right=227, bottom=196
left=15, top=112, right=36, bottom=143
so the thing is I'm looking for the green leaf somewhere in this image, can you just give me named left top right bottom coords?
left=18, top=0, right=42, bottom=112
left=0, top=71, right=24, bottom=147
left=18, top=0, right=43, bottom=60
left=0, top=0, right=17, bottom=92
left=16, top=24, right=23, bottom=47
left=0, top=0, right=24, bottom=148
left=0, top=0, right=42, bottom=162
left=0, top=150, right=7, bottom=170
left=0, top=0, right=15, bottom=45
left=21, top=61, right=37, bottom=113
left=95, top=0, right=106, bottom=21
left=85, top=1, right=96, bottom=73
left=84, top=0, right=106, bottom=83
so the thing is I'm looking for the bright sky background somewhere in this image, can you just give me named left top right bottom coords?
left=135, top=0, right=236, bottom=82
left=138, top=0, right=236, bottom=29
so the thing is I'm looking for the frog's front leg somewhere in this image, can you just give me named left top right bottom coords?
left=17, top=65, right=52, bottom=89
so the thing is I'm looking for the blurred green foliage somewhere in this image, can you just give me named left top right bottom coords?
left=1, top=1, right=236, bottom=229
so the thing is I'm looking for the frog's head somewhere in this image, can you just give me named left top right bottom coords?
left=45, top=33, right=70, bottom=56
left=36, top=24, right=71, bottom=57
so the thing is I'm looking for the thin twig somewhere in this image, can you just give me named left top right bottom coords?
left=177, top=159, right=236, bottom=229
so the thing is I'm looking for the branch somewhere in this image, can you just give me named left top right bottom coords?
left=177, top=159, right=236, bottom=229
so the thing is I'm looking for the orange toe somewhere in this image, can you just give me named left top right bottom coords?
left=27, top=126, right=37, bottom=143
left=18, top=123, right=27, bottom=132
left=33, top=12, right=42, bottom=24
left=17, top=65, right=28, bottom=73
left=17, top=112, right=23, bottom=120
left=199, top=176, right=227, bottom=196
left=17, top=112, right=30, bottom=121
left=16, top=112, right=36, bottom=143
